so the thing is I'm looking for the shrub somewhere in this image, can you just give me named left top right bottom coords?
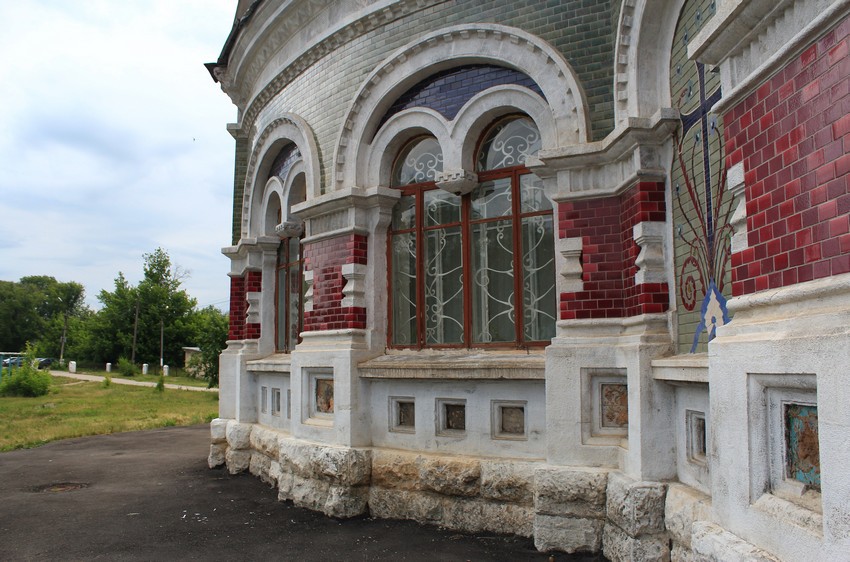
left=117, top=357, right=138, bottom=377
left=0, top=345, right=52, bottom=397
left=102, top=375, right=112, bottom=388
left=155, top=374, right=165, bottom=393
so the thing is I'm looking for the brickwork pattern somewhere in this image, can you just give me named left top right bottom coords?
left=232, top=136, right=249, bottom=245
left=303, top=234, right=368, bottom=331
left=558, top=182, right=668, bottom=319
left=228, top=276, right=246, bottom=340
left=256, top=0, right=615, bottom=195
left=725, top=16, right=850, bottom=295
left=227, top=271, right=263, bottom=340
left=378, top=64, right=545, bottom=133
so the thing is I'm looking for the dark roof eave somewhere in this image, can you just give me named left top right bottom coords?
left=204, top=0, right=265, bottom=83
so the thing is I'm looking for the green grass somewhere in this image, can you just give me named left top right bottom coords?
left=0, top=376, right=219, bottom=451
left=83, top=369, right=211, bottom=388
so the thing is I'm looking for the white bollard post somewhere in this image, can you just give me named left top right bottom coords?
left=142, top=363, right=149, bottom=375
left=69, top=361, right=76, bottom=374
left=163, top=365, right=169, bottom=377
left=106, top=362, right=111, bottom=373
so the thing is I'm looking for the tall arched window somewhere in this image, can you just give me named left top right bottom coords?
left=388, top=117, right=555, bottom=349
left=268, top=144, right=305, bottom=353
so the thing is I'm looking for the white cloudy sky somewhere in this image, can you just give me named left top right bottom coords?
left=0, top=1, right=237, bottom=310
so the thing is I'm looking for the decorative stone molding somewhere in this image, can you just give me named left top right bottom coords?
left=337, top=23, right=590, bottom=190
left=223, top=0, right=440, bottom=126
left=246, top=291, right=261, bottom=324
left=557, top=237, right=584, bottom=292
left=303, top=269, right=314, bottom=313
left=727, top=161, right=748, bottom=254
left=340, top=263, right=368, bottom=308
left=435, top=169, right=478, bottom=195
left=534, top=111, right=678, bottom=201
left=275, top=220, right=304, bottom=239
left=293, top=186, right=399, bottom=244
left=222, top=236, right=280, bottom=276
left=613, top=0, right=637, bottom=125
left=633, top=222, right=666, bottom=285
left=240, top=114, right=321, bottom=240
left=689, top=0, right=850, bottom=113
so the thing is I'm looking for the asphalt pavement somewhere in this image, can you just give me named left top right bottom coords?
left=0, top=425, right=605, bottom=561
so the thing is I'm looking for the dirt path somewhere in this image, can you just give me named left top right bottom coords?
left=50, top=370, right=217, bottom=392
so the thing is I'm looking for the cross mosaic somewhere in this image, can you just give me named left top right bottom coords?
left=670, top=0, right=735, bottom=353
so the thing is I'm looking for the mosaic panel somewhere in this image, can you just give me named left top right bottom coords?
left=785, top=403, right=820, bottom=491
left=670, top=0, right=735, bottom=353
left=600, top=383, right=628, bottom=428
left=315, top=378, right=334, bottom=414
left=397, top=400, right=415, bottom=428
left=445, top=403, right=466, bottom=431
left=500, top=406, right=525, bottom=435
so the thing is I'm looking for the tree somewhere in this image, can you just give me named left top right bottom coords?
left=83, top=248, right=197, bottom=368
left=185, top=306, right=228, bottom=387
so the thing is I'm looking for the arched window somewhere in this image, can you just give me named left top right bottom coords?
left=268, top=144, right=305, bottom=353
left=388, top=117, right=555, bottom=348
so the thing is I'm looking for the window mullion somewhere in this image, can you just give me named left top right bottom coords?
left=462, top=192, right=472, bottom=348
left=416, top=188, right=426, bottom=349
left=512, top=169, right=524, bottom=346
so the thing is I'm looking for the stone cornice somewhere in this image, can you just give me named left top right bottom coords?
left=532, top=109, right=679, bottom=201
left=222, top=0, right=442, bottom=126
left=689, top=0, right=850, bottom=114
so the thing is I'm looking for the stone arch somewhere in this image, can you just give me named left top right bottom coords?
left=335, top=23, right=590, bottom=190
left=615, top=0, right=686, bottom=124
left=363, top=108, right=449, bottom=188
left=259, top=176, right=284, bottom=237
left=450, top=85, right=553, bottom=172
left=241, top=113, right=319, bottom=239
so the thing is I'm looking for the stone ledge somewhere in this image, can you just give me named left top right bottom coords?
left=359, top=351, right=546, bottom=380
left=245, top=354, right=292, bottom=373
left=652, top=354, right=709, bottom=384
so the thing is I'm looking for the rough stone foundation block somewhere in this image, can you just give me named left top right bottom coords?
left=665, top=483, right=712, bottom=549
left=208, top=443, right=227, bottom=468
left=603, top=522, right=670, bottom=562
left=250, top=426, right=280, bottom=459
left=606, top=471, right=668, bottom=536
left=672, top=543, right=697, bottom=562
left=278, top=437, right=371, bottom=486
left=210, top=418, right=228, bottom=444
left=281, top=473, right=368, bottom=518
left=249, top=452, right=274, bottom=486
left=225, top=420, right=252, bottom=450
left=371, top=450, right=421, bottom=490
left=418, top=456, right=481, bottom=497
left=480, top=460, right=536, bottom=505
left=533, top=513, right=604, bottom=553
left=442, top=498, right=533, bottom=536
left=368, top=488, right=443, bottom=523
left=225, top=448, right=251, bottom=474
left=534, top=466, right=608, bottom=518
left=691, top=522, right=781, bottom=562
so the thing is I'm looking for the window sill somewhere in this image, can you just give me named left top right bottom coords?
left=246, top=354, right=292, bottom=373
left=651, top=353, right=708, bottom=383
left=753, top=491, right=823, bottom=537
left=358, top=350, right=545, bottom=380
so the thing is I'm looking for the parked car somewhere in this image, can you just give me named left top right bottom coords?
left=36, top=358, right=54, bottom=369
left=2, top=356, right=24, bottom=367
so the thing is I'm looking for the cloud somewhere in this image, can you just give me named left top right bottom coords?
left=0, top=0, right=237, bottom=310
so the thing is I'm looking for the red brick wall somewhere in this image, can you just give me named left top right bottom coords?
left=558, top=181, right=668, bottom=320
left=227, top=271, right=263, bottom=340
left=726, top=16, right=850, bottom=295
left=303, top=233, right=368, bottom=331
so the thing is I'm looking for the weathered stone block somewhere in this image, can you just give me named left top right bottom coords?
left=480, top=460, right=536, bottom=505
left=368, top=488, right=443, bottom=523
left=324, top=484, right=369, bottom=518
left=225, top=448, right=251, bottom=474
left=419, top=457, right=481, bottom=497
left=534, top=466, right=608, bottom=518
left=225, top=420, right=252, bottom=450
left=442, top=498, right=533, bottom=537
left=603, top=522, right=670, bottom=562
left=672, top=543, right=698, bottom=562
left=533, top=514, right=604, bottom=553
left=371, top=450, right=420, bottom=491
left=691, top=522, right=781, bottom=562
left=250, top=425, right=280, bottom=459
left=311, top=445, right=372, bottom=486
left=208, top=442, right=227, bottom=468
left=210, top=418, right=228, bottom=444
left=665, top=483, right=712, bottom=549
left=249, top=451, right=275, bottom=485
left=607, top=471, right=668, bottom=536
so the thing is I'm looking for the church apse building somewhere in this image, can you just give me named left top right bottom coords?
left=205, top=1, right=850, bottom=559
